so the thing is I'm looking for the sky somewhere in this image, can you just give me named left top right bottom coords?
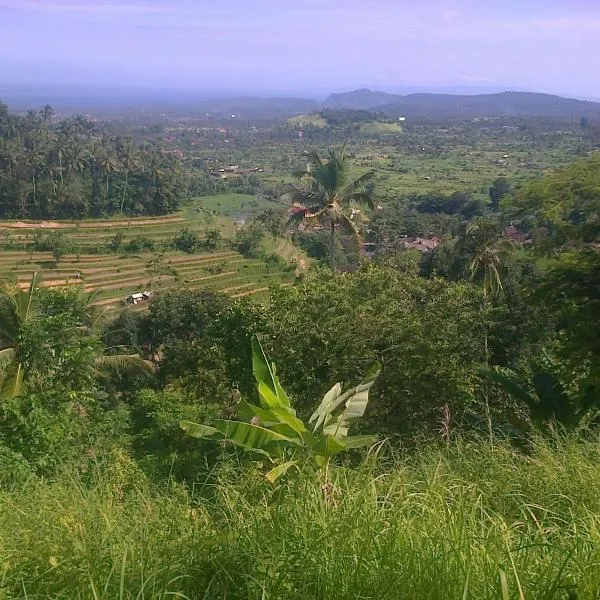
left=1, top=0, right=600, bottom=99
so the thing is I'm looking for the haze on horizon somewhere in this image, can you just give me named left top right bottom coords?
left=1, top=0, right=599, bottom=100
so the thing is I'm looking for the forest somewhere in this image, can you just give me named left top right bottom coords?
left=0, top=101, right=185, bottom=218
left=0, top=97, right=599, bottom=598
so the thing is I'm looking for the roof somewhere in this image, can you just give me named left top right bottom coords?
left=402, top=237, right=440, bottom=252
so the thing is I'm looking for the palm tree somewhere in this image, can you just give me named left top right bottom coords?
left=98, top=145, right=118, bottom=205
left=285, top=146, right=375, bottom=271
left=458, top=216, right=513, bottom=442
left=462, top=216, right=514, bottom=302
left=0, top=274, right=41, bottom=398
left=0, top=275, right=155, bottom=398
left=40, top=105, right=55, bottom=123
left=116, top=137, right=137, bottom=215
left=26, top=148, right=46, bottom=210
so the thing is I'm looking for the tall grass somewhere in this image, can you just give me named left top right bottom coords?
left=2, top=435, right=600, bottom=598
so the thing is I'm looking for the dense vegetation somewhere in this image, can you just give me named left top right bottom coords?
left=0, top=96, right=599, bottom=597
left=0, top=101, right=185, bottom=218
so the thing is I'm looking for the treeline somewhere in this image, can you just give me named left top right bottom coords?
left=0, top=101, right=185, bottom=219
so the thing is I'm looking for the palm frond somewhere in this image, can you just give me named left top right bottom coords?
left=94, top=354, right=157, bottom=378
left=0, top=347, right=16, bottom=372
left=336, top=210, right=362, bottom=240
left=0, top=363, right=26, bottom=399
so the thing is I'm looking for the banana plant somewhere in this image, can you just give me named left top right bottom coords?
left=181, top=337, right=380, bottom=481
left=479, top=353, right=600, bottom=428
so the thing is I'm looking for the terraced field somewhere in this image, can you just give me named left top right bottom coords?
left=0, top=214, right=297, bottom=317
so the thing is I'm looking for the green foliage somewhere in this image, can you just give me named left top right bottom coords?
left=130, top=388, right=222, bottom=480
left=234, top=220, right=267, bottom=257
left=171, top=226, right=202, bottom=253
left=28, top=231, right=74, bottom=263
left=138, top=289, right=260, bottom=403
left=124, top=234, right=155, bottom=253
left=481, top=351, right=600, bottom=428
left=263, top=265, right=485, bottom=434
left=538, top=248, right=600, bottom=380
left=171, top=226, right=222, bottom=253
left=515, top=154, right=600, bottom=247
left=0, top=106, right=185, bottom=218
left=182, top=337, right=380, bottom=478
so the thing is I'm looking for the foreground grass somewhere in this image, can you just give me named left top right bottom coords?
left=2, top=436, right=600, bottom=599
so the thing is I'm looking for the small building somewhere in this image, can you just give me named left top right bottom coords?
left=401, top=237, right=440, bottom=253
left=126, top=291, right=155, bottom=305
left=503, top=225, right=529, bottom=244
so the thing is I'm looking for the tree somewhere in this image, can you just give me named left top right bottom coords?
left=0, top=278, right=154, bottom=398
left=488, top=177, right=513, bottom=211
left=285, top=146, right=375, bottom=271
left=515, top=155, right=600, bottom=248
left=98, top=142, right=118, bottom=207
left=0, top=274, right=41, bottom=398
left=47, top=232, right=73, bottom=266
left=263, top=265, right=485, bottom=434
left=39, top=105, right=55, bottom=123
left=117, top=137, right=137, bottom=214
left=460, top=217, right=514, bottom=302
left=171, top=227, right=201, bottom=254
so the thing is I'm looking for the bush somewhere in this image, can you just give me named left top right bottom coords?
left=124, top=235, right=155, bottom=253
left=171, top=227, right=202, bottom=253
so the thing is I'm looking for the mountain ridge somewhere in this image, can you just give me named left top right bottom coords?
left=322, top=89, right=600, bottom=119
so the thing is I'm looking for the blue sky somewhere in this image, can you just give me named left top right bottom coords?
left=1, top=0, right=599, bottom=98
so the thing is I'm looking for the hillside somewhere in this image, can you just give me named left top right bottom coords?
left=322, top=89, right=600, bottom=119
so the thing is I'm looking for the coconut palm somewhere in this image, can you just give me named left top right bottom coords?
left=0, top=275, right=155, bottom=398
left=116, top=137, right=137, bottom=214
left=462, top=216, right=514, bottom=301
left=0, top=273, right=41, bottom=398
left=39, top=104, right=55, bottom=123
left=285, top=146, right=375, bottom=271
left=97, top=139, right=119, bottom=205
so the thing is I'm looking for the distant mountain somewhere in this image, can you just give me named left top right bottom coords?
left=323, top=88, right=402, bottom=110
left=321, top=89, right=600, bottom=119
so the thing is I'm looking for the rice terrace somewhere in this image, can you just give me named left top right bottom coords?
left=0, top=202, right=300, bottom=316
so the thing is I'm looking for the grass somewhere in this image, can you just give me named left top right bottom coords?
left=358, top=122, right=403, bottom=135
left=288, top=114, right=328, bottom=128
left=184, top=193, right=279, bottom=221
left=2, top=434, right=600, bottom=598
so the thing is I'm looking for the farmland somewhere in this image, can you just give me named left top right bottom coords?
left=0, top=209, right=299, bottom=316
